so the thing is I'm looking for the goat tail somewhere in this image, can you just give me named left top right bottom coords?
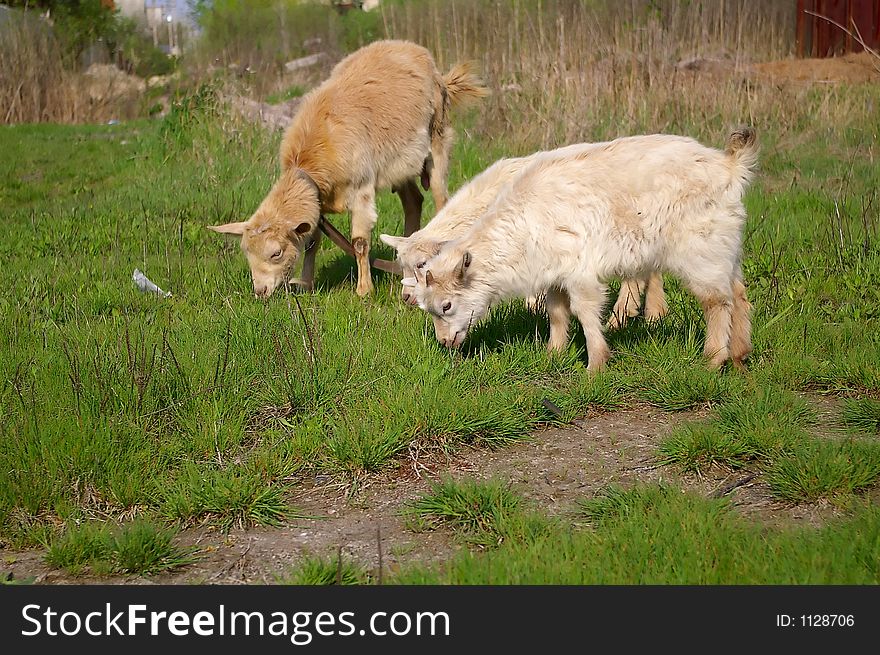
left=442, top=61, right=490, bottom=107
left=725, top=126, right=759, bottom=173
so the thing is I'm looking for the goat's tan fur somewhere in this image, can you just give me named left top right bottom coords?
left=208, top=40, right=487, bottom=298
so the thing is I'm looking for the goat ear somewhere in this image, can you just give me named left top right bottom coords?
left=425, top=269, right=434, bottom=286
left=380, top=234, right=408, bottom=250
left=207, top=221, right=248, bottom=236
left=457, top=251, right=472, bottom=278
left=288, top=221, right=313, bottom=241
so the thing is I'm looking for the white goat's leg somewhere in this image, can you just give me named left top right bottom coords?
left=569, top=284, right=611, bottom=373
left=525, top=293, right=545, bottom=314
left=729, top=269, right=753, bottom=369
left=607, top=277, right=646, bottom=329
left=545, top=288, right=571, bottom=353
left=688, top=282, right=734, bottom=369
left=643, top=271, right=669, bottom=323
left=350, top=186, right=378, bottom=297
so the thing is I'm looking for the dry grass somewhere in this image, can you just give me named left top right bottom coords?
left=0, top=11, right=142, bottom=125
left=379, top=0, right=870, bottom=151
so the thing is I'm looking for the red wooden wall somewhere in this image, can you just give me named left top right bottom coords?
left=796, top=0, right=880, bottom=56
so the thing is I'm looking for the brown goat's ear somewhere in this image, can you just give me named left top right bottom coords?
left=207, top=221, right=248, bottom=236
left=457, top=251, right=472, bottom=278
left=288, top=222, right=313, bottom=241
left=425, top=270, right=434, bottom=286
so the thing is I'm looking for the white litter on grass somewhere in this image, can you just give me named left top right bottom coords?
left=132, top=269, right=172, bottom=298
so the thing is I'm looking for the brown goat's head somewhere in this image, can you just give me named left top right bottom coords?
left=208, top=169, right=320, bottom=298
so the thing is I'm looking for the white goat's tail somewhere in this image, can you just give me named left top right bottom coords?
left=725, top=126, right=759, bottom=185
left=442, top=61, right=490, bottom=107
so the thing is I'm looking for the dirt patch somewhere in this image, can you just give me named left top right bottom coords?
left=751, top=51, right=879, bottom=84
left=672, top=50, right=879, bottom=85
left=1, top=404, right=847, bottom=585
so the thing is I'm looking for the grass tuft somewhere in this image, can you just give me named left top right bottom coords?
left=277, top=555, right=370, bottom=585
left=109, top=519, right=197, bottom=575
left=404, top=477, right=522, bottom=546
left=396, top=485, right=880, bottom=584
left=158, top=466, right=293, bottom=530
left=640, top=365, right=730, bottom=411
left=766, top=439, right=880, bottom=504
left=44, top=519, right=195, bottom=576
left=659, top=423, right=754, bottom=472
left=843, top=398, right=880, bottom=435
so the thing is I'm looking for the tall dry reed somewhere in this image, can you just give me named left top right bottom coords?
left=378, top=0, right=872, bottom=152
left=1, top=10, right=141, bottom=125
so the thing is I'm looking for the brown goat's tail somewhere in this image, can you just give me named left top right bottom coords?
left=442, top=61, right=489, bottom=107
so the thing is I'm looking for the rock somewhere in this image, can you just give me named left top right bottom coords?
left=83, top=63, right=145, bottom=102
left=227, top=95, right=302, bottom=131
left=675, top=55, right=734, bottom=73
left=284, top=52, right=328, bottom=72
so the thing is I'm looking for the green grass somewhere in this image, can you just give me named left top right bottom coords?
left=44, top=519, right=195, bottom=576
left=394, top=484, right=880, bottom=584
left=660, top=388, right=817, bottom=471
left=766, top=439, right=880, bottom=503
left=404, top=477, right=523, bottom=546
left=2, top=80, right=880, bottom=582
left=265, top=85, right=305, bottom=105
left=659, top=422, right=755, bottom=472
left=660, top=386, right=880, bottom=502
left=157, top=465, right=295, bottom=530
left=277, top=554, right=371, bottom=585
left=843, top=398, right=880, bottom=435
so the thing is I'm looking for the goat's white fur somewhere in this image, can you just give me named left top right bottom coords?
left=410, top=129, right=758, bottom=371
left=380, top=146, right=667, bottom=322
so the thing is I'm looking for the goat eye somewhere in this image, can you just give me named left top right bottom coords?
left=271, top=249, right=283, bottom=260
left=416, top=261, right=426, bottom=270
left=442, top=301, right=452, bottom=313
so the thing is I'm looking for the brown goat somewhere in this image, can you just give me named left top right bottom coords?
left=208, top=39, right=487, bottom=298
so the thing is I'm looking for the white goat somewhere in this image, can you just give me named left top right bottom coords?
left=404, top=129, right=758, bottom=371
left=380, top=148, right=667, bottom=323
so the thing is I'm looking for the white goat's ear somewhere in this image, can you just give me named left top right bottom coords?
left=380, top=234, right=408, bottom=250
left=401, top=277, right=417, bottom=287
left=288, top=221, right=313, bottom=241
left=425, top=269, right=434, bottom=286
left=207, top=221, right=248, bottom=236
left=457, top=251, right=472, bottom=278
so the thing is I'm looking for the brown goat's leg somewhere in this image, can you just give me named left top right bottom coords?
left=429, top=127, right=453, bottom=210
left=396, top=179, right=423, bottom=237
left=351, top=186, right=377, bottom=297
left=297, top=230, right=321, bottom=291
